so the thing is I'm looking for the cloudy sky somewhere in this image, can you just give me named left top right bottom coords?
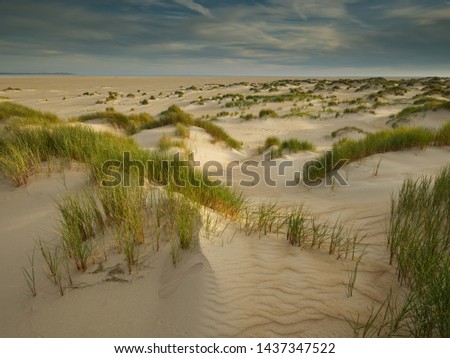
left=1, top=0, right=449, bottom=76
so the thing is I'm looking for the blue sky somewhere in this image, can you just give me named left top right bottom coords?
left=1, top=0, right=449, bottom=76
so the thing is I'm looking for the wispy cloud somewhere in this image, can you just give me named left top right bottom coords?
left=267, top=0, right=355, bottom=20
left=174, top=0, right=212, bottom=17
left=386, top=2, right=450, bottom=25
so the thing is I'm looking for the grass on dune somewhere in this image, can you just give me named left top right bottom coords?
left=142, top=105, right=242, bottom=150
left=239, top=201, right=284, bottom=237
left=435, top=121, right=450, bottom=145
left=158, top=135, right=185, bottom=151
left=344, top=105, right=369, bottom=114
left=97, top=182, right=146, bottom=272
left=264, top=136, right=281, bottom=148
left=281, top=138, right=315, bottom=153
left=305, top=124, right=450, bottom=181
left=0, top=105, right=245, bottom=219
left=261, top=136, right=315, bottom=158
left=0, top=102, right=60, bottom=126
left=174, top=169, right=246, bottom=219
left=387, top=165, right=449, bottom=337
left=56, top=189, right=104, bottom=271
left=97, top=183, right=146, bottom=245
left=38, top=239, right=65, bottom=295
left=331, top=126, right=366, bottom=138
left=77, top=109, right=154, bottom=135
left=194, top=119, right=242, bottom=150
left=349, top=165, right=449, bottom=337
left=174, top=194, right=201, bottom=251
left=388, top=99, right=450, bottom=127
left=285, top=206, right=363, bottom=261
left=259, top=109, right=279, bottom=118
left=0, top=124, right=141, bottom=186
left=175, top=122, right=190, bottom=138
left=0, top=105, right=245, bottom=274
left=22, top=246, right=37, bottom=297
left=141, top=104, right=193, bottom=129
left=397, top=99, right=450, bottom=118
left=0, top=125, right=245, bottom=218
left=146, top=190, right=202, bottom=265
left=239, top=201, right=364, bottom=261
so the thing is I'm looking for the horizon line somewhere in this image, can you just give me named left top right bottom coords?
left=1, top=73, right=449, bottom=79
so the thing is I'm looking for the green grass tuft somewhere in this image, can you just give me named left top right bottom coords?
left=259, top=109, right=279, bottom=118
left=0, top=102, right=60, bottom=125
left=175, top=123, right=190, bottom=138
left=78, top=110, right=154, bottom=135
left=388, top=99, right=450, bottom=126
left=158, top=135, right=185, bottom=151
left=331, top=126, right=366, bottom=138
left=281, top=138, right=315, bottom=153
left=142, top=105, right=242, bottom=150
left=56, top=189, right=104, bottom=271
left=306, top=126, right=443, bottom=181
left=264, top=136, right=281, bottom=149
left=194, top=119, right=242, bottom=150
left=351, top=165, right=450, bottom=337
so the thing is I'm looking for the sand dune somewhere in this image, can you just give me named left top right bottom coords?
left=0, top=76, right=448, bottom=337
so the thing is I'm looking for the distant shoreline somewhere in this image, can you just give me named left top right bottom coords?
left=0, top=73, right=75, bottom=76
left=1, top=74, right=447, bottom=80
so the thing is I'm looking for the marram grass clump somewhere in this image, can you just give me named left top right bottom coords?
left=78, top=109, right=154, bottom=135
left=305, top=124, right=450, bottom=181
left=0, top=102, right=59, bottom=124
left=348, top=165, right=450, bottom=337
left=56, top=189, right=104, bottom=271
left=141, top=105, right=242, bottom=150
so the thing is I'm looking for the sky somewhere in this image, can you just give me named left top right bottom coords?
left=0, top=0, right=449, bottom=76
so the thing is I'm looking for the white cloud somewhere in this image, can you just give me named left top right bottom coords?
left=387, top=4, right=450, bottom=25
left=268, top=0, right=355, bottom=20
left=174, top=0, right=212, bottom=17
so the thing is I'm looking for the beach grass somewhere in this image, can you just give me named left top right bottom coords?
left=78, top=109, right=154, bottom=135
left=331, top=126, right=366, bottom=138
left=141, top=105, right=242, bottom=149
left=391, top=99, right=450, bottom=122
left=284, top=206, right=364, bottom=261
left=97, top=182, right=146, bottom=249
left=346, top=260, right=360, bottom=298
left=175, top=122, right=190, bottom=138
left=286, top=206, right=310, bottom=247
left=264, top=136, right=281, bottom=149
left=0, top=102, right=59, bottom=124
left=175, top=195, right=200, bottom=250
left=22, top=245, right=37, bottom=297
left=56, top=189, right=104, bottom=271
left=38, top=239, right=65, bottom=296
left=281, top=138, right=315, bottom=153
left=0, top=105, right=245, bottom=223
left=194, top=119, right=242, bottom=150
left=259, top=109, right=279, bottom=118
left=387, top=165, right=449, bottom=337
left=349, top=165, right=450, bottom=337
left=158, top=135, right=185, bottom=151
left=260, top=136, right=314, bottom=158
left=305, top=125, right=448, bottom=181
left=435, top=121, right=450, bottom=145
